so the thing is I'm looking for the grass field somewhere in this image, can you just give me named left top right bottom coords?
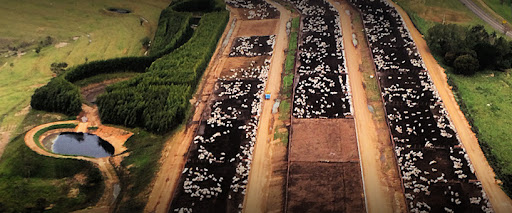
left=481, top=0, right=512, bottom=24
left=0, top=0, right=169, bottom=138
left=395, top=0, right=512, bottom=196
left=449, top=71, right=512, bottom=173
left=395, top=0, right=497, bottom=34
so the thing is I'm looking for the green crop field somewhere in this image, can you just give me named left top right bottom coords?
left=0, top=0, right=169, bottom=137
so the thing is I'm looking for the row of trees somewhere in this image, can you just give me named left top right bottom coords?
left=426, top=24, right=512, bottom=75
left=97, top=11, right=229, bottom=133
left=149, top=9, right=193, bottom=57
left=171, top=0, right=226, bottom=12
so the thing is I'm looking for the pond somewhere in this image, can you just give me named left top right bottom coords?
left=51, top=132, right=115, bottom=158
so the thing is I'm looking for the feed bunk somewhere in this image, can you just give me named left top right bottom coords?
left=349, top=0, right=493, bottom=212
left=225, top=0, right=279, bottom=20
left=288, top=0, right=351, bottom=118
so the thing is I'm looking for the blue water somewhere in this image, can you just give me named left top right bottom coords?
left=52, top=132, right=115, bottom=158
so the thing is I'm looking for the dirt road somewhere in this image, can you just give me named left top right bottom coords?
left=144, top=13, right=239, bottom=213
left=242, top=1, right=290, bottom=212
left=391, top=2, right=512, bottom=212
left=329, top=1, right=406, bottom=212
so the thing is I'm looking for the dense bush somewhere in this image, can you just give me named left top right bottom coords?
left=64, top=56, right=155, bottom=83
left=97, top=11, right=228, bottom=133
left=453, top=54, right=479, bottom=75
left=97, top=85, right=190, bottom=132
left=426, top=24, right=512, bottom=74
left=30, top=77, right=82, bottom=116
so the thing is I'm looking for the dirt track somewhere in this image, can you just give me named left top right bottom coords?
left=391, top=2, right=512, bottom=212
left=243, top=1, right=290, bottom=212
left=329, top=1, right=407, bottom=212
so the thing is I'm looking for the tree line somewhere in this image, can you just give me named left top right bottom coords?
left=426, top=24, right=512, bottom=75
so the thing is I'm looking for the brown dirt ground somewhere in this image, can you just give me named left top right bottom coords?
left=330, top=0, right=407, bottom=212
left=80, top=78, right=130, bottom=103
left=219, top=56, right=271, bottom=78
left=236, top=19, right=279, bottom=37
left=391, top=1, right=512, bottom=212
left=290, top=119, right=358, bottom=162
left=264, top=141, right=287, bottom=213
left=286, top=161, right=365, bottom=213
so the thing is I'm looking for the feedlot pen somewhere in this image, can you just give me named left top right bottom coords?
left=285, top=0, right=366, bottom=212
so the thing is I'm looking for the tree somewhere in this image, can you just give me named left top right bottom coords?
left=454, top=54, right=479, bottom=75
left=426, top=23, right=466, bottom=56
left=465, top=25, right=490, bottom=49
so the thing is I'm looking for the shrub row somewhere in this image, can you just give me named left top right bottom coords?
left=150, top=9, right=193, bottom=57
left=63, top=56, right=155, bottom=83
left=97, top=11, right=229, bottom=133
left=30, top=77, right=82, bottom=116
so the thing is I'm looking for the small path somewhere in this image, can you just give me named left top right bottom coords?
left=460, top=0, right=512, bottom=38
left=243, top=1, right=290, bottom=212
left=391, top=1, right=512, bottom=212
left=24, top=106, right=128, bottom=213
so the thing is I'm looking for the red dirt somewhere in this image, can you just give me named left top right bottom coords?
left=290, top=119, right=358, bottom=162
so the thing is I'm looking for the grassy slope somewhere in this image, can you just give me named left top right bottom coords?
left=0, top=0, right=169, bottom=135
left=0, top=110, right=103, bottom=212
left=396, top=0, right=512, bottom=195
left=482, top=0, right=512, bottom=23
